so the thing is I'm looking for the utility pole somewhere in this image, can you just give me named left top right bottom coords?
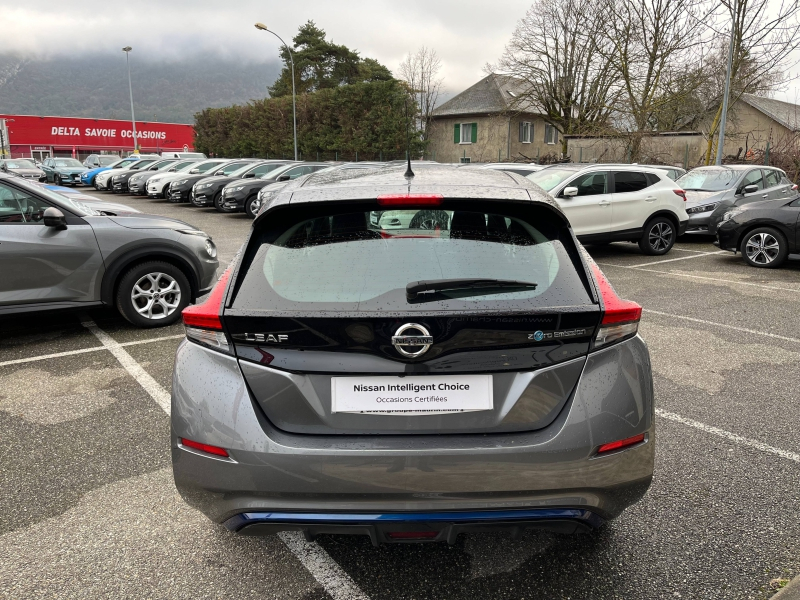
left=715, top=0, right=737, bottom=166
left=122, top=46, right=139, bottom=153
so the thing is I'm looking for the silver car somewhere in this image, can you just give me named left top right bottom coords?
left=0, top=173, right=219, bottom=327
left=171, top=165, right=654, bottom=544
left=0, top=158, right=46, bottom=182
left=678, top=165, right=795, bottom=235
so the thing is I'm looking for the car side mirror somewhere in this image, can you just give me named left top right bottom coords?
left=562, top=186, right=579, bottom=198
left=244, top=172, right=255, bottom=178
left=278, top=174, right=291, bottom=182
left=189, top=169, right=200, bottom=174
left=0, top=164, right=7, bottom=172
left=43, top=207, right=67, bottom=229
left=742, top=184, right=758, bottom=194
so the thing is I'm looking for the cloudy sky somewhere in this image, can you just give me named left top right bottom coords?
left=3, top=0, right=800, bottom=102
left=0, top=0, right=527, bottom=96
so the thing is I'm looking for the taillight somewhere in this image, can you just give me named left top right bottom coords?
left=377, top=193, right=443, bottom=206
left=792, top=185, right=798, bottom=191
left=673, top=189, right=686, bottom=201
left=182, top=267, right=232, bottom=353
left=590, top=261, right=642, bottom=349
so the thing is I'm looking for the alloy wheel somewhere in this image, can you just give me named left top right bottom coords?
left=248, top=197, right=261, bottom=217
left=649, top=222, right=673, bottom=252
left=745, top=232, right=780, bottom=265
left=130, top=272, right=182, bottom=320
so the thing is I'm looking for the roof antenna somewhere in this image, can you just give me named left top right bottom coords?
left=404, top=96, right=414, bottom=179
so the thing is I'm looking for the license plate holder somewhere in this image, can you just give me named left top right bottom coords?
left=331, top=374, right=493, bottom=415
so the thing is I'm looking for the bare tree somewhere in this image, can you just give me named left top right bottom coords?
left=497, top=0, right=619, bottom=156
left=600, top=0, right=713, bottom=161
left=701, top=0, right=800, bottom=164
left=398, top=47, right=444, bottom=143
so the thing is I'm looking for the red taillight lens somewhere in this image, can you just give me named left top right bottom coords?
left=597, top=433, right=646, bottom=454
left=673, top=189, right=687, bottom=201
left=792, top=185, right=798, bottom=191
left=377, top=194, right=443, bottom=206
left=182, top=268, right=231, bottom=330
left=181, top=438, right=229, bottom=457
left=182, top=268, right=232, bottom=353
left=591, top=262, right=642, bottom=325
left=589, top=261, right=642, bottom=348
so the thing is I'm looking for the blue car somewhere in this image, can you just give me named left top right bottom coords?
left=80, top=156, right=143, bottom=186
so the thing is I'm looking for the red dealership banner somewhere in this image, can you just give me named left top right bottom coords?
left=0, top=114, right=195, bottom=149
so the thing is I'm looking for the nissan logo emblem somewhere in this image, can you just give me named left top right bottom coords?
left=391, top=323, right=433, bottom=358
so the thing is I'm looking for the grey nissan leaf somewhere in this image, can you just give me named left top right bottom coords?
left=171, top=165, right=654, bottom=544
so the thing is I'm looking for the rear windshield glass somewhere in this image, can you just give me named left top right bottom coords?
left=232, top=205, right=592, bottom=313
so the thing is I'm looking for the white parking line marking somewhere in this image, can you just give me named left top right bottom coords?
left=656, top=409, right=800, bottom=463
left=79, top=319, right=371, bottom=600
left=278, top=532, right=371, bottom=600
left=0, top=334, right=184, bottom=368
left=668, top=248, right=714, bottom=254
left=81, top=320, right=172, bottom=414
left=626, top=251, right=727, bottom=268
left=597, top=262, right=800, bottom=292
left=644, top=309, right=800, bottom=344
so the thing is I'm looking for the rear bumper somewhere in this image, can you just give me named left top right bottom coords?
left=224, top=507, right=608, bottom=544
left=171, top=335, right=655, bottom=533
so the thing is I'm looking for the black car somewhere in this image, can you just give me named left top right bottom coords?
left=111, top=158, right=178, bottom=193
left=716, top=195, right=800, bottom=268
left=167, top=159, right=259, bottom=203
left=220, top=162, right=329, bottom=217
left=190, top=160, right=293, bottom=210
left=128, top=159, right=201, bottom=195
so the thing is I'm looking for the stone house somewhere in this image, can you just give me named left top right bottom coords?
left=426, top=74, right=557, bottom=163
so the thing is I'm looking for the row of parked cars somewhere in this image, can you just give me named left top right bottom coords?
left=5, top=152, right=798, bottom=268
left=87, top=155, right=800, bottom=267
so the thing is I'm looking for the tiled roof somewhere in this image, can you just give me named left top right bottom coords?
left=741, top=94, right=800, bottom=131
left=432, top=74, right=540, bottom=117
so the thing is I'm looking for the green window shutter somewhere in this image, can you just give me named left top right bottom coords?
left=454, top=123, right=461, bottom=144
left=471, top=123, right=478, bottom=143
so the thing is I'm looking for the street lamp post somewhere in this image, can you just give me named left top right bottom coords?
left=0, top=119, right=13, bottom=158
left=254, top=23, right=298, bottom=161
left=122, top=46, right=139, bottom=154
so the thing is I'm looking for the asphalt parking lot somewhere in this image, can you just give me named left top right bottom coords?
left=1, top=190, right=799, bottom=600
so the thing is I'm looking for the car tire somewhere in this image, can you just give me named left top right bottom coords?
left=740, top=227, right=788, bottom=268
left=639, top=216, right=676, bottom=255
left=54, top=174, right=62, bottom=186
left=161, top=184, right=170, bottom=199
left=115, top=261, right=191, bottom=328
left=242, top=195, right=260, bottom=218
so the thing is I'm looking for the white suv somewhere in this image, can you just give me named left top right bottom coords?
left=527, top=164, right=689, bottom=254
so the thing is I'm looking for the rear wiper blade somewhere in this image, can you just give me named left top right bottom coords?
left=406, top=278, right=538, bottom=301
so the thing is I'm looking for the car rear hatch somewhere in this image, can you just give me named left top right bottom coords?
left=221, top=196, right=601, bottom=435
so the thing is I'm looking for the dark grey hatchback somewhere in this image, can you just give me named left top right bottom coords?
left=172, top=166, right=654, bottom=544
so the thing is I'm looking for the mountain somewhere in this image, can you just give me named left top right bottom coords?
left=0, top=54, right=281, bottom=124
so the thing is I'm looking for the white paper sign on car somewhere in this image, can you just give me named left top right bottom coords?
left=331, top=375, right=493, bottom=415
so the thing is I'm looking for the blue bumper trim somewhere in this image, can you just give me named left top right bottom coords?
left=223, top=508, right=604, bottom=532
